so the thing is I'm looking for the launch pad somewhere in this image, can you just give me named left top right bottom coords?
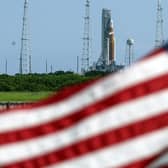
left=93, top=9, right=124, bottom=72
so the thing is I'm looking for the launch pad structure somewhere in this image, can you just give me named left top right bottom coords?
left=17, top=0, right=165, bottom=74
left=94, top=9, right=124, bottom=72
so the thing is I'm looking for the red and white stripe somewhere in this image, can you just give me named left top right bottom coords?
left=0, top=48, right=168, bottom=168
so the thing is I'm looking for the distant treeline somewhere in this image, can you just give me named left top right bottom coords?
left=0, top=71, right=108, bottom=92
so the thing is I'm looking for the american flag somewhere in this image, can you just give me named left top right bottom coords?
left=0, top=45, right=168, bottom=168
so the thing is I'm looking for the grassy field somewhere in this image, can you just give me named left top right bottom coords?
left=0, top=92, right=53, bottom=102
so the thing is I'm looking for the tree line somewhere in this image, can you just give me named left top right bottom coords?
left=0, top=71, right=107, bottom=92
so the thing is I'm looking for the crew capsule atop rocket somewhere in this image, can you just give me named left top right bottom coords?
left=109, top=20, right=115, bottom=64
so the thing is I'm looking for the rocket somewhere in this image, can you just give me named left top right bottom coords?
left=108, top=20, right=115, bottom=64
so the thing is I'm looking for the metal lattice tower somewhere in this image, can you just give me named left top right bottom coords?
left=20, top=0, right=32, bottom=74
left=155, top=0, right=164, bottom=48
left=81, top=0, right=92, bottom=73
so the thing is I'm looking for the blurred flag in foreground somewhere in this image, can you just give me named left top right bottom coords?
left=0, top=45, right=168, bottom=168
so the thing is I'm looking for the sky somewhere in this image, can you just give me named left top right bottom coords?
left=0, top=0, right=167, bottom=74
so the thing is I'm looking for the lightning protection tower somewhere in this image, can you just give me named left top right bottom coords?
left=155, top=0, right=164, bottom=48
left=20, top=0, right=32, bottom=74
left=81, top=0, right=92, bottom=73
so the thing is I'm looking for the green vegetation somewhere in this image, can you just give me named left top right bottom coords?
left=0, top=92, right=52, bottom=102
left=0, top=72, right=92, bottom=92
left=0, top=71, right=107, bottom=101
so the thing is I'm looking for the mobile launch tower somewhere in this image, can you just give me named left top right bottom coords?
left=95, top=9, right=123, bottom=72
left=97, top=9, right=115, bottom=67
